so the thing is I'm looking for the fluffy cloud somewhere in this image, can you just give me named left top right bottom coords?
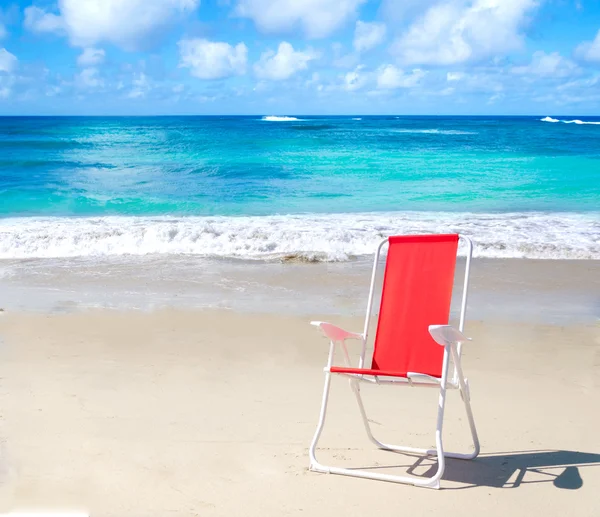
left=575, top=30, right=600, bottom=62
left=75, top=67, right=103, bottom=89
left=376, top=65, right=426, bottom=89
left=342, top=65, right=368, bottom=91
left=24, top=6, right=64, bottom=34
left=254, top=42, right=319, bottom=80
left=392, top=0, right=538, bottom=65
left=128, top=72, right=150, bottom=98
left=77, top=48, right=105, bottom=67
left=24, top=0, right=199, bottom=50
left=512, top=51, right=579, bottom=78
left=353, top=21, right=386, bottom=52
left=235, top=0, right=365, bottom=38
left=179, top=39, right=248, bottom=80
left=0, top=48, right=17, bottom=74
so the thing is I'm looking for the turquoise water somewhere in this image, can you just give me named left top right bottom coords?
left=0, top=115, right=599, bottom=260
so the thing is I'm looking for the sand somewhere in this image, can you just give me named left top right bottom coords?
left=0, top=307, right=599, bottom=516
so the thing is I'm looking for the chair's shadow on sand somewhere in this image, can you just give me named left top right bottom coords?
left=415, top=450, right=600, bottom=490
left=358, top=450, right=600, bottom=490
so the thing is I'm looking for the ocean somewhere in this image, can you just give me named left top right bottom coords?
left=0, top=115, right=599, bottom=262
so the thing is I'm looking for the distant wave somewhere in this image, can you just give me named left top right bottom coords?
left=261, top=116, right=302, bottom=122
left=541, top=116, right=600, bottom=125
left=0, top=212, right=597, bottom=262
left=352, top=117, right=362, bottom=120
left=393, top=129, right=477, bottom=135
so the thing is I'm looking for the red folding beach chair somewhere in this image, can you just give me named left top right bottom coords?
left=309, top=234, right=480, bottom=489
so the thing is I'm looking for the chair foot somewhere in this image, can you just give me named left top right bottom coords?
left=309, top=461, right=331, bottom=474
left=420, top=478, right=441, bottom=490
left=309, top=463, right=443, bottom=489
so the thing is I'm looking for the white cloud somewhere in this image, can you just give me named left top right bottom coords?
left=353, top=21, right=386, bottom=52
left=304, top=72, right=322, bottom=90
left=179, top=39, right=248, bottom=80
left=235, top=0, right=366, bottom=38
left=575, top=30, right=600, bottom=62
left=487, top=92, right=504, bottom=104
left=557, top=76, right=599, bottom=91
left=512, top=51, right=579, bottom=78
left=77, top=47, right=105, bottom=67
left=342, top=65, right=368, bottom=91
left=24, top=6, right=64, bottom=34
left=254, top=42, right=319, bottom=80
left=392, top=0, right=538, bottom=65
left=376, top=65, right=426, bottom=89
left=446, top=71, right=465, bottom=81
left=75, top=67, right=103, bottom=89
left=128, top=72, right=150, bottom=98
left=24, top=0, right=199, bottom=51
left=0, top=48, right=17, bottom=74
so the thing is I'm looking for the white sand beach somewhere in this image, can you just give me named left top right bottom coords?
left=0, top=259, right=598, bottom=516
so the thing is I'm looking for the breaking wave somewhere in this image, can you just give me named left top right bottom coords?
left=0, top=212, right=598, bottom=262
left=261, top=116, right=302, bottom=122
left=541, top=116, right=600, bottom=125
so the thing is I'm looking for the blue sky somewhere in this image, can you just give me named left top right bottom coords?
left=0, top=0, right=599, bottom=115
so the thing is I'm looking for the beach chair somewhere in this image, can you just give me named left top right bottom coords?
left=309, top=234, right=480, bottom=489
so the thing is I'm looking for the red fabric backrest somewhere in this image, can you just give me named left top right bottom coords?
left=371, top=234, right=459, bottom=377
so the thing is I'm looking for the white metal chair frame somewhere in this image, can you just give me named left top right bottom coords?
left=309, top=235, right=480, bottom=489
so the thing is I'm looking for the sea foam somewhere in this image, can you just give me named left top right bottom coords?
left=261, top=116, right=302, bottom=121
left=0, top=212, right=597, bottom=261
left=541, top=116, right=600, bottom=125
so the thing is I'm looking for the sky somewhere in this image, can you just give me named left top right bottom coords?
left=0, top=0, right=599, bottom=115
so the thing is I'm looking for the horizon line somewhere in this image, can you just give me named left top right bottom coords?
left=0, top=114, right=597, bottom=118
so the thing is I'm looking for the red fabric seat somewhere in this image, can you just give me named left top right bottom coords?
left=331, top=234, right=459, bottom=379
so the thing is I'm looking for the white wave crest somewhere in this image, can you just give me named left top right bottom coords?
left=0, top=212, right=598, bottom=261
left=541, top=116, right=600, bottom=125
left=261, top=116, right=302, bottom=121
left=563, top=119, right=600, bottom=125
left=394, top=129, right=477, bottom=135
left=352, top=117, right=362, bottom=120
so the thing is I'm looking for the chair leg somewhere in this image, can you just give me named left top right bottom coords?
left=352, top=381, right=439, bottom=456
left=352, top=348, right=480, bottom=463
left=350, top=379, right=388, bottom=449
left=449, top=345, right=480, bottom=460
left=310, top=371, right=445, bottom=488
left=308, top=372, right=333, bottom=472
left=309, top=359, right=454, bottom=489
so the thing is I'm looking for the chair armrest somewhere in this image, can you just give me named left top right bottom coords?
left=429, top=325, right=472, bottom=347
left=310, top=321, right=363, bottom=342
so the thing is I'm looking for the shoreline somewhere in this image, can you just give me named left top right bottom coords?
left=0, top=256, right=598, bottom=324
left=1, top=210, right=599, bottom=262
